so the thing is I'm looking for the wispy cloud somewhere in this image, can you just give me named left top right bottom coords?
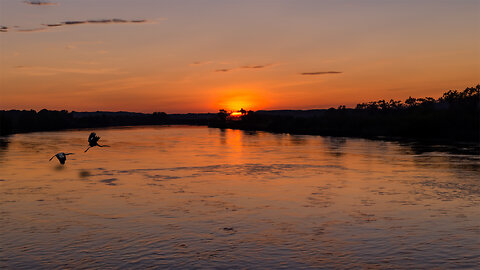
left=241, top=65, right=268, bottom=69
left=215, top=68, right=232, bottom=72
left=16, top=27, right=49, bottom=32
left=62, top=21, right=87, bottom=25
left=214, top=64, right=273, bottom=73
left=300, top=71, right=342, bottom=75
left=24, top=1, right=57, bottom=6
left=52, top=19, right=149, bottom=27
left=2, top=18, right=153, bottom=33
left=190, top=61, right=213, bottom=66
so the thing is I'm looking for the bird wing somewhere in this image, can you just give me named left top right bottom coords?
left=49, top=155, right=55, bottom=161
left=88, top=132, right=97, bottom=143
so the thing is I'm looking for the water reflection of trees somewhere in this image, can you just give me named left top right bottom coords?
left=289, top=135, right=308, bottom=146
left=0, top=138, right=10, bottom=163
left=323, top=137, right=346, bottom=157
left=219, top=128, right=227, bottom=145
left=397, top=142, right=480, bottom=174
left=242, top=130, right=258, bottom=136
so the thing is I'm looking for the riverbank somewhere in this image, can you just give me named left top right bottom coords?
left=0, top=110, right=213, bottom=136
left=1, top=108, right=478, bottom=148
left=209, top=85, right=480, bottom=144
left=208, top=108, right=479, bottom=145
left=2, top=86, right=478, bottom=144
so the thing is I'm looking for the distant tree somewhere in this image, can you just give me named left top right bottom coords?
left=387, top=99, right=402, bottom=109
left=217, top=109, right=228, bottom=122
left=405, top=96, right=417, bottom=107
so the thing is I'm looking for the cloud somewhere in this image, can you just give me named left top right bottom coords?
left=214, top=64, right=273, bottom=73
left=62, top=21, right=87, bottom=25
left=24, top=1, right=57, bottom=6
left=43, top=18, right=150, bottom=28
left=16, top=27, right=49, bottom=32
left=1, top=18, right=151, bottom=33
left=190, top=61, right=213, bottom=66
left=300, top=71, right=342, bottom=75
left=60, top=19, right=149, bottom=25
left=241, top=65, right=268, bottom=69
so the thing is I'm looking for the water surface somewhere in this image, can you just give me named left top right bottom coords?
left=1, top=126, right=479, bottom=268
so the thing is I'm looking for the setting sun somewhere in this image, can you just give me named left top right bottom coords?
left=222, top=99, right=253, bottom=111
left=211, top=85, right=267, bottom=112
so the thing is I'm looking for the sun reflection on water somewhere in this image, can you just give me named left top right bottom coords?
left=0, top=126, right=479, bottom=268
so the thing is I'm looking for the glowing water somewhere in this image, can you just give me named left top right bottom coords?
left=1, top=126, right=479, bottom=268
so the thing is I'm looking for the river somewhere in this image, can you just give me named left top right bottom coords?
left=0, top=126, right=479, bottom=268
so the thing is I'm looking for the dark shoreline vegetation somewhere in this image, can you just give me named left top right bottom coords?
left=212, top=85, right=479, bottom=143
left=1, top=85, right=479, bottom=144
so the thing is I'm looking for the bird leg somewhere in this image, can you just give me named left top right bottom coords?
left=84, top=146, right=91, bottom=152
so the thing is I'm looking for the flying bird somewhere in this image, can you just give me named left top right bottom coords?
left=85, top=132, right=109, bottom=152
left=49, top=152, right=74, bottom=165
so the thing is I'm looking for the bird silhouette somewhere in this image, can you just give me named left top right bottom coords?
left=49, top=152, right=74, bottom=164
left=85, top=132, right=109, bottom=152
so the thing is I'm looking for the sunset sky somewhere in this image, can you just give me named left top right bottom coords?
left=0, top=0, right=478, bottom=113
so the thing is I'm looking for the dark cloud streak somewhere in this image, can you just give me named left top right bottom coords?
left=2, top=18, right=150, bottom=33
left=300, top=71, right=342, bottom=75
left=63, top=21, right=86, bottom=25
left=241, top=65, right=267, bottom=69
left=47, top=19, right=150, bottom=27
left=214, top=64, right=272, bottom=73
left=24, top=1, right=57, bottom=6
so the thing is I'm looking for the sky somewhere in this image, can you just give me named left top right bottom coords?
left=0, top=0, right=479, bottom=113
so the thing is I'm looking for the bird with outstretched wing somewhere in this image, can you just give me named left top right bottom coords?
left=49, top=152, right=74, bottom=164
left=85, top=132, right=109, bottom=152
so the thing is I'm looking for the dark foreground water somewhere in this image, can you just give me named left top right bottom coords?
left=0, top=126, right=479, bottom=269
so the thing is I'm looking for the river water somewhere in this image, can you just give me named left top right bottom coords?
left=0, top=126, right=479, bottom=268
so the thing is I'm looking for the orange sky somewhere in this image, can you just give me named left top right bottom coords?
left=0, top=0, right=479, bottom=113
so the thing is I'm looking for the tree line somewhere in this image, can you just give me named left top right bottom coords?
left=0, top=110, right=171, bottom=135
left=210, top=85, right=480, bottom=142
left=1, top=85, right=478, bottom=142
